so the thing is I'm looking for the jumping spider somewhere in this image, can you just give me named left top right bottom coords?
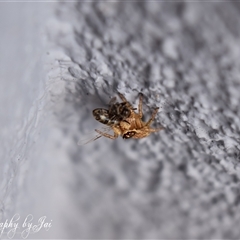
left=92, top=92, right=164, bottom=140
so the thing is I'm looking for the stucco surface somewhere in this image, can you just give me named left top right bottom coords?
left=1, top=2, right=240, bottom=239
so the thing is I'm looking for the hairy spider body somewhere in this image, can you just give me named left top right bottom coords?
left=93, top=92, right=164, bottom=140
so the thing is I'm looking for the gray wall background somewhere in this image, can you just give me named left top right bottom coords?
left=1, top=2, right=240, bottom=239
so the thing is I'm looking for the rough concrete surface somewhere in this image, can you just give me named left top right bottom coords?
left=1, top=2, right=240, bottom=239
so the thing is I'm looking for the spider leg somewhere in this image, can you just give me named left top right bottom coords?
left=95, top=129, right=118, bottom=140
left=117, top=92, right=128, bottom=102
left=109, top=96, right=117, bottom=105
left=146, top=107, right=159, bottom=126
left=117, top=92, right=135, bottom=110
left=149, top=126, right=165, bottom=132
left=138, top=92, right=143, bottom=118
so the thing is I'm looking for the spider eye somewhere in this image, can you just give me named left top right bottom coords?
left=123, top=131, right=135, bottom=139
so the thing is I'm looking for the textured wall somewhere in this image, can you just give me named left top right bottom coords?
left=1, top=2, right=240, bottom=239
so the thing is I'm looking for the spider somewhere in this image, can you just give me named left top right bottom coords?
left=92, top=92, right=164, bottom=140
